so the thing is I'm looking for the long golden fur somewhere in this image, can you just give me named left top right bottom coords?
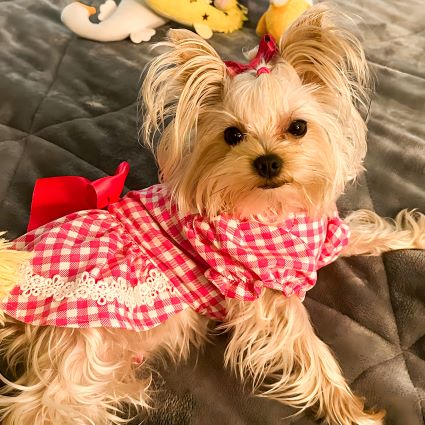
left=0, top=311, right=208, bottom=425
left=0, top=3, right=423, bottom=424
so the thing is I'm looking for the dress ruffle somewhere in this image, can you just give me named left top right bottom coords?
left=183, top=213, right=349, bottom=301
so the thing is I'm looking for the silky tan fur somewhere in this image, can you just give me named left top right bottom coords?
left=0, top=234, right=32, bottom=302
left=0, top=4, right=424, bottom=424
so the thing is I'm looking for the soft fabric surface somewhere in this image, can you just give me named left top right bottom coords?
left=0, top=0, right=424, bottom=424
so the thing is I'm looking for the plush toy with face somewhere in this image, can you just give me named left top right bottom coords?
left=146, top=0, right=247, bottom=39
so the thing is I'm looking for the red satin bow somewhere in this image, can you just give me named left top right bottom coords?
left=224, top=34, right=278, bottom=76
left=27, top=162, right=130, bottom=232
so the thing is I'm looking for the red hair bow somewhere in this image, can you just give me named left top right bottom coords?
left=224, top=34, right=278, bottom=77
left=27, top=162, right=129, bottom=231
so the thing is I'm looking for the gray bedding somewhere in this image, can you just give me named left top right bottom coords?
left=0, top=0, right=424, bottom=424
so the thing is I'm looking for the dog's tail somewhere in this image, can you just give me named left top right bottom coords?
left=0, top=233, right=32, bottom=310
left=343, top=209, right=425, bottom=256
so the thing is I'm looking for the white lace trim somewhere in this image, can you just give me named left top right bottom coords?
left=18, top=265, right=176, bottom=309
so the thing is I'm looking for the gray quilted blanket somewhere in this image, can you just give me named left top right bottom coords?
left=0, top=1, right=424, bottom=424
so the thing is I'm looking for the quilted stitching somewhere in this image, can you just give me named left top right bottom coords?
left=0, top=0, right=424, bottom=424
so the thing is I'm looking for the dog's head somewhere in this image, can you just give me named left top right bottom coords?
left=141, top=4, right=371, bottom=220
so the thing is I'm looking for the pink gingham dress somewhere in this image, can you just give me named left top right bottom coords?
left=2, top=185, right=350, bottom=331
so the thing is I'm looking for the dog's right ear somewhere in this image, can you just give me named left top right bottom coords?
left=140, top=29, right=227, bottom=182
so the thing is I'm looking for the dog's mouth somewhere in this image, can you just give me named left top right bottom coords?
left=258, top=179, right=290, bottom=190
left=259, top=182, right=283, bottom=189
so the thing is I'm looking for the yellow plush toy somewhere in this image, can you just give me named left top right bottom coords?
left=146, top=0, right=247, bottom=39
left=256, top=0, right=312, bottom=41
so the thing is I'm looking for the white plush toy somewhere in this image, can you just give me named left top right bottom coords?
left=61, top=0, right=167, bottom=43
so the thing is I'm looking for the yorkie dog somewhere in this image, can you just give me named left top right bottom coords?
left=0, top=4, right=424, bottom=425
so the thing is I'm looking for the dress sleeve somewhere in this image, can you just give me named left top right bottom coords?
left=317, top=215, right=351, bottom=269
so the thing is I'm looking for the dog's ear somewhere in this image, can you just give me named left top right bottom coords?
left=280, top=4, right=371, bottom=112
left=280, top=4, right=372, bottom=184
left=141, top=29, right=227, bottom=182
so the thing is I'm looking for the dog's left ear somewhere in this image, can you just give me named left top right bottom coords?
left=280, top=4, right=372, bottom=184
left=280, top=4, right=371, bottom=112
left=141, top=29, right=227, bottom=182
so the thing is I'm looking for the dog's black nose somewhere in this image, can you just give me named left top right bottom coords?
left=253, top=154, right=283, bottom=178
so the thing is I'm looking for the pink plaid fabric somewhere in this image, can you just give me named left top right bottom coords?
left=2, top=185, right=350, bottom=331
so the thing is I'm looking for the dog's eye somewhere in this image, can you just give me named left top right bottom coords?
left=287, top=120, right=307, bottom=137
left=224, top=127, right=244, bottom=146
